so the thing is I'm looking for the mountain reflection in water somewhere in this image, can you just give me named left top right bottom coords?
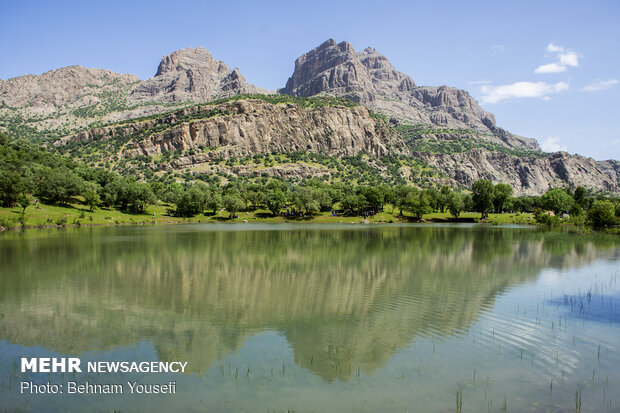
left=0, top=224, right=616, bottom=382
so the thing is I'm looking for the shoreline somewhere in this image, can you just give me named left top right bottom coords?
left=0, top=214, right=554, bottom=233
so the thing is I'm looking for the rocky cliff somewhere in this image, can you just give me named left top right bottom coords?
left=129, top=47, right=267, bottom=103
left=59, top=98, right=405, bottom=165
left=280, top=39, right=539, bottom=151
left=416, top=149, right=620, bottom=196
left=0, top=47, right=265, bottom=141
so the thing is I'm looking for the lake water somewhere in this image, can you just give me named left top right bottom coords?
left=0, top=224, right=618, bottom=412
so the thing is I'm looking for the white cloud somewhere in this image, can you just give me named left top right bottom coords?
left=480, top=81, right=569, bottom=104
left=546, top=43, right=564, bottom=53
left=541, top=136, right=568, bottom=153
left=559, top=51, right=579, bottom=67
left=534, top=62, right=567, bottom=74
left=535, top=43, right=580, bottom=74
left=582, top=79, right=618, bottom=92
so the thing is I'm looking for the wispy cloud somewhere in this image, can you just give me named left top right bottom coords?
left=582, top=79, right=618, bottom=92
left=470, top=79, right=493, bottom=85
left=534, top=43, right=580, bottom=74
left=480, top=81, right=569, bottom=104
left=541, top=136, right=568, bottom=152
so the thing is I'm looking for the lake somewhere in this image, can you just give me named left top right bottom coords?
left=1, top=224, right=618, bottom=412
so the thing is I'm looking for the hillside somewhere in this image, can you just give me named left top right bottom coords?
left=1, top=41, right=618, bottom=195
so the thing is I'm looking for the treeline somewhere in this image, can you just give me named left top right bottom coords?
left=1, top=133, right=618, bottom=227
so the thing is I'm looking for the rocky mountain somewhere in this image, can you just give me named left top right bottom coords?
left=129, top=46, right=267, bottom=103
left=0, top=47, right=265, bottom=141
left=280, top=39, right=539, bottom=151
left=415, top=149, right=620, bottom=196
left=2, top=41, right=619, bottom=195
left=56, top=97, right=409, bottom=183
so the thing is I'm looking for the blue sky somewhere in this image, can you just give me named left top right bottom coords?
left=1, top=0, right=618, bottom=160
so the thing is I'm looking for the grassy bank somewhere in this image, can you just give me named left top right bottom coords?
left=0, top=201, right=538, bottom=231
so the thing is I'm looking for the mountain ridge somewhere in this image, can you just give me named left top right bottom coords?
left=1, top=40, right=618, bottom=195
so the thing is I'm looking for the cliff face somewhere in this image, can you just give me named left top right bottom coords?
left=59, top=98, right=405, bottom=163
left=129, top=47, right=267, bottom=103
left=280, top=39, right=539, bottom=151
left=416, top=149, right=620, bottom=196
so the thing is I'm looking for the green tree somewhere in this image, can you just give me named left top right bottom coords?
left=447, top=191, right=464, bottom=219
left=291, top=186, right=319, bottom=215
left=360, top=186, right=384, bottom=211
left=36, top=167, right=84, bottom=206
left=83, top=183, right=101, bottom=212
left=340, top=193, right=365, bottom=215
left=206, top=190, right=222, bottom=215
left=0, top=168, right=28, bottom=207
left=265, top=189, right=286, bottom=216
left=394, top=185, right=414, bottom=216
left=175, top=185, right=208, bottom=217
left=222, top=191, right=245, bottom=218
left=587, top=200, right=616, bottom=227
left=471, top=179, right=494, bottom=218
left=493, top=183, right=513, bottom=213
left=439, top=185, right=452, bottom=213
left=403, top=189, right=431, bottom=220
left=17, top=193, right=30, bottom=212
left=541, top=188, right=574, bottom=215
left=573, top=186, right=588, bottom=207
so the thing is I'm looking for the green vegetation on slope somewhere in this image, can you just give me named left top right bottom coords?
left=396, top=124, right=547, bottom=158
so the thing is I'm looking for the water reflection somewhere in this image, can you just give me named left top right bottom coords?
left=0, top=225, right=616, bottom=382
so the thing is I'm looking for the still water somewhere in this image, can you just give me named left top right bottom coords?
left=0, top=224, right=618, bottom=412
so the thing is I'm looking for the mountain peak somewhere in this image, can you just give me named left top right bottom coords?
left=155, top=46, right=223, bottom=76
left=130, top=46, right=265, bottom=103
left=279, top=39, right=530, bottom=143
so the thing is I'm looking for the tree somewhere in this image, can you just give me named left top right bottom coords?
left=291, top=186, right=319, bottom=215
left=587, top=200, right=616, bottom=227
left=380, top=185, right=396, bottom=213
left=541, top=188, right=574, bottom=215
left=206, top=190, right=222, bottom=215
left=462, top=194, right=473, bottom=212
left=36, top=167, right=84, bottom=206
left=222, top=191, right=245, bottom=218
left=340, top=193, right=365, bottom=215
left=0, top=168, right=28, bottom=207
left=360, top=186, right=384, bottom=211
left=573, top=186, right=588, bottom=207
left=493, top=183, right=513, bottom=213
left=447, top=191, right=464, bottom=219
left=471, top=179, right=494, bottom=218
left=265, top=189, right=286, bottom=216
left=394, top=185, right=414, bottom=216
left=17, top=193, right=30, bottom=212
left=244, top=183, right=265, bottom=210
left=439, top=185, right=452, bottom=212
left=403, top=189, right=431, bottom=220
left=83, top=183, right=101, bottom=212
left=175, top=185, right=208, bottom=217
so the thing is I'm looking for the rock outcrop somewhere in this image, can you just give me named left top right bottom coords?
left=280, top=39, right=539, bottom=151
left=416, top=149, right=620, bottom=195
left=129, top=47, right=267, bottom=103
left=60, top=99, right=405, bottom=161
left=0, top=47, right=266, bottom=138
left=0, top=66, right=138, bottom=116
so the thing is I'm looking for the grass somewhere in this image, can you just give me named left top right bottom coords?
left=0, top=201, right=538, bottom=230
